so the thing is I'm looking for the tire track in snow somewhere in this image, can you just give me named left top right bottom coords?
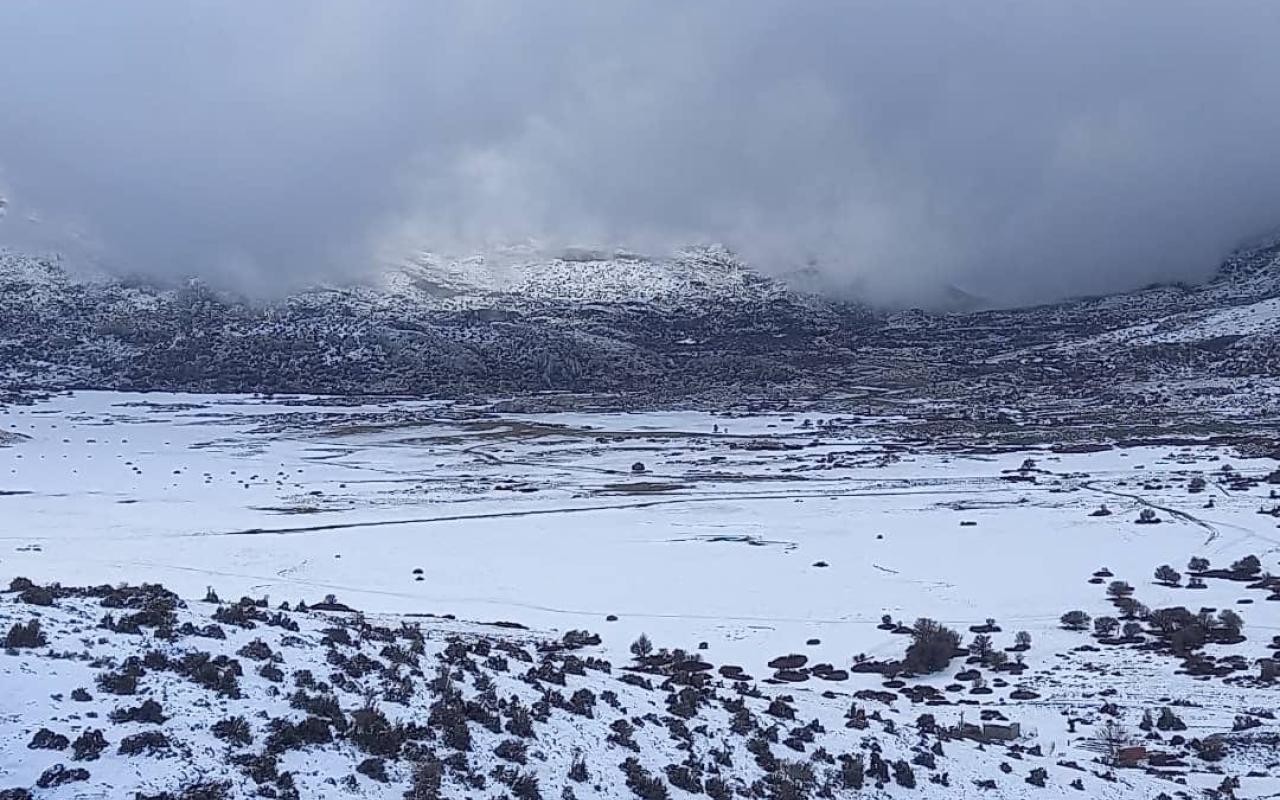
left=191, top=484, right=1038, bottom=538
left=1081, top=481, right=1221, bottom=544
left=1082, top=480, right=1280, bottom=553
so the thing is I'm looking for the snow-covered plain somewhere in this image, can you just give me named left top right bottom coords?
left=4, top=392, right=1276, bottom=666
left=3, top=391, right=1280, bottom=797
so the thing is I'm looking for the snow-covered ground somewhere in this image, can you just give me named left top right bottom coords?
left=3, top=391, right=1280, bottom=797
left=1060, top=296, right=1280, bottom=350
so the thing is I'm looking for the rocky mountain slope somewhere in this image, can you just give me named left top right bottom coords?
left=1, top=240, right=1277, bottom=418
left=0, top=246, right=862, bottom=400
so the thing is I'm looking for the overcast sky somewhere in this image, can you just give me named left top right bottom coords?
left=2, top=1, right=1280, bottom=303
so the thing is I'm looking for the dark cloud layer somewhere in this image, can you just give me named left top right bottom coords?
left=2, top=1, right=1280, bottom=303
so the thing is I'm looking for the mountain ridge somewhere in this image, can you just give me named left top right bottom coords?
left=1, top=241, right=1277, bottom=421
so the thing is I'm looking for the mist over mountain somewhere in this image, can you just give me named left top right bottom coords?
left=2, top=1, right=1280, bottom=305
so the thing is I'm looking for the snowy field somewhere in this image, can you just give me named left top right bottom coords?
left=3, top=391, right=1280, bottom=797
left=4, top=392, right=1277, bottom=668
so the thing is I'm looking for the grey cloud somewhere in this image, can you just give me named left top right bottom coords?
left=2, top=1, right=1279, bottom=304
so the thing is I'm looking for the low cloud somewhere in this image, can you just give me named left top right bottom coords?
left=2, top=1, right=1280, bottom=304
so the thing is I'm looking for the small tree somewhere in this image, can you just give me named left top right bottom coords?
left=1171, top=625, right=1206, bottom=654
left=1113, top=596, right=1150, bottom=622
left=629, top=634, right=653, bottom=660
left=1148, top=606, right=1195, bottom=634
left=903, top=618, right=962, bottom=675
left=1014, top=630, right=1032, bottom=650
left=969, top=634, right=993, bottom=662
left=1093, top=616, right=1119, bottom=637
left=1216, top=609, right=1243, bottom=638
left=1187, top=556, right=1209, bottom=572
left=1121, top=621, right=1143, bottom=639
left=1060, top=610, right=1091, bottom=631
left=1106, top=581, right=1135, bottom=600
left=1153, top=565, right=1181, bottom=586
left=1230, top=555, right=1261, bottom=577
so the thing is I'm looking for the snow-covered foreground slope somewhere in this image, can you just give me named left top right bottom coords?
left=2, top=581, right=1234, bottom=800
left=3, top=392, right=1280, bottom=797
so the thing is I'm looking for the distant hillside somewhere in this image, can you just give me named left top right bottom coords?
left=1, top=240, right=1278, bottom=417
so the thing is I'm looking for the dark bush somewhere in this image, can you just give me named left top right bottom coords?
left=18, top=585, right=55, bottom=606
left=28, top=728, right=69, bottom=750
left=110, top=699, right=168, bottom=725
left=96, top=670, right=138, bottom=695
left=118, top=731, right=171, bottom=756
left=504, top=702, right=534, bottom=738
left=289, top=690, right=346, bottom=729
left=620, top=758, right=669, bottom=800
left=404, top=756, right=443, bottom=800
left=7, top=577, right=35, bottom=593
left=4, top=619, right=47, bottom=649
left=213, top=602, right=261, bottom=629
left=237, top=639, right=274, bottom=661
left=665, top=765, right=701, bottom=793
left=257, top=663, right=284, bottom=683
left=180, top=652, right=241, bottom=698
left=356, top=757, right=389, bottom=783
left=71, top=729, right=108, bottom=761
left=265, top=716, right=332, bottom=753
left=1157, top=708, right=1187, bottom=731
left=495, top=738, right=528, bottom=764
left=36, top=764, right=90, bottom=789
left=211, top=716, right=253, bottom=747
left=230, top=751, right=278, bottom=785
left=350, top=707, right=402, bottom=758
left=429, top=697, right=470, bottom=752
left=893, top=760, right=916, bottom=788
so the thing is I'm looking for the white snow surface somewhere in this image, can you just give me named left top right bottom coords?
left=2, top=391, right=1280, bottom=797
left=1066, top=296, right=1280, bottom=350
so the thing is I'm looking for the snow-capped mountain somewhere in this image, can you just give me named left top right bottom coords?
left=374, top=246, right=796, bottom=313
